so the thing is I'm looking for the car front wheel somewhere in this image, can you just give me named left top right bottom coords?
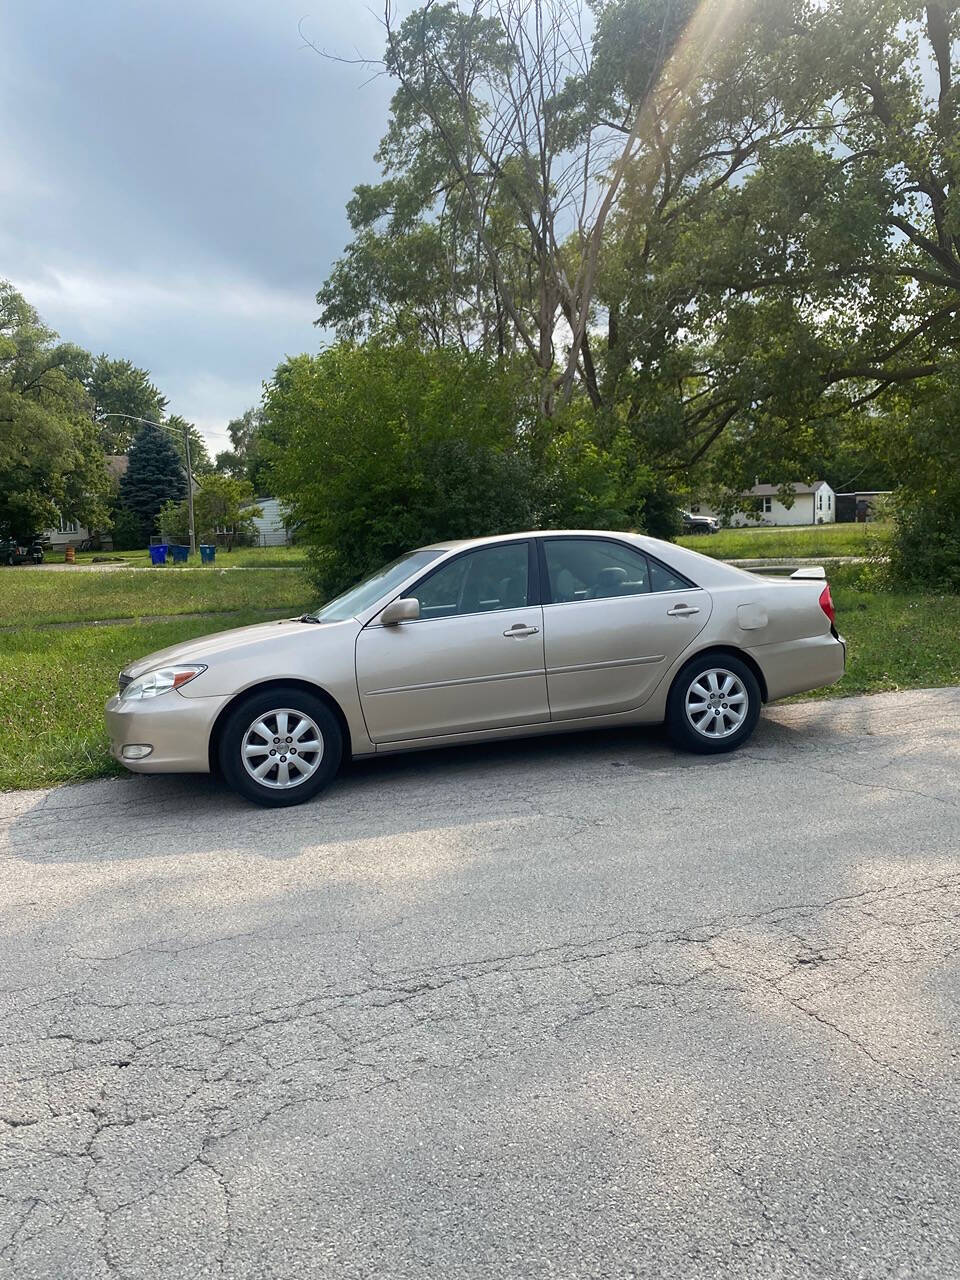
left=219, top=686, right=343, bottom=807
left=666, top=654, right=761, bottom=754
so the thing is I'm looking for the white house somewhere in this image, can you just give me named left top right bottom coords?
left=691, top=481, right=836, bottom=527
left=44, top=516, right=90, bottom=549
left=246, top=497, right=292, bottom=547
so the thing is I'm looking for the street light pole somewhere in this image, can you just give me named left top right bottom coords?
left=99, top=413, right=197, bottom=555
left=183, top=421, right=197, bottom=555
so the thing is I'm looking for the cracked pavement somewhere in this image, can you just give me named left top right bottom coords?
left=2, top=687, right=960, bottom=1278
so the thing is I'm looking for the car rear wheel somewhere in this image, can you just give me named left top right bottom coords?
left=219, top=686, right=342, bottom=807
left=666, top=654, right=761, bottom=754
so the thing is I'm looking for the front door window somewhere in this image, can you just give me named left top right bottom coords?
left=414, top=542, right=529, bottom=618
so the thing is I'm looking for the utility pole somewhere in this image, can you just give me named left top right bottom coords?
left=183, top=422, right=197, bottom=555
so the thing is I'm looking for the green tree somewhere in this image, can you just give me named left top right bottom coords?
left=312, top=0, right=960, bottom=583
left=215, top=406, right=269, bottom=490
left=87, top=354, right=167, bottom=452
left=0, top=281, right=111, bottom=539
left=317, top=0, right=824, bottom=425
left=160, top=475, right=262, bottom=548
left=710, top=2, right=960, bottom=395
left=119, top=423, right=186, bottom=545
left=679, top=1, right=960, bottom=575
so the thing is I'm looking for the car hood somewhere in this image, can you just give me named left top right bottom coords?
left=121, top=617, right=336, bottom=680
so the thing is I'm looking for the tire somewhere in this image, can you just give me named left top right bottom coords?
left=666, top=653, right=761, bottom=755
left=218, top=686, right=343, bottom=807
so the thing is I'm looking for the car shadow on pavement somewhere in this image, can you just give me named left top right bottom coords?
left=4, top=690, right=958, bottom=877
left=2, top=722, right=681, bottom=861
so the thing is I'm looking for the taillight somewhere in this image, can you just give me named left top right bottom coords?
left=819, top=584, right=835, bottom=626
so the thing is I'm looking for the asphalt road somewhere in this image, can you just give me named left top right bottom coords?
left=2, top=689, right=959, bottom=1279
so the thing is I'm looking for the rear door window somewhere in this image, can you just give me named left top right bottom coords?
left=542, top=539, right=650, bottom=603
left=648, top=558, right=695, bottom=593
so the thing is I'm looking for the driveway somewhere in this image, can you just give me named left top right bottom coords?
left=2, top=689, right=959, bottom=1279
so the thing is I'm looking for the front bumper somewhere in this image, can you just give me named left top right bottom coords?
left=105, top=690, right=231, bottom=774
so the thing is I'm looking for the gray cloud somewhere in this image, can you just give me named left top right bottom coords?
left=0, top=0, right=392, bottom=451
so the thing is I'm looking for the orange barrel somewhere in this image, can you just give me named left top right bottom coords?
left=65, top=545, right=75, bottom=564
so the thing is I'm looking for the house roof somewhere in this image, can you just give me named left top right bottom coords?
left=746, top=481, right=828, bottom=497
left=105, top=455, right=128, bottom=479
left=835, top=489, right=892, bottom=498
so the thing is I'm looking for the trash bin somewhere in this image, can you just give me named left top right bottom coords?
left=170, top=544, right=189, bottom=564
left=199, top=544, right=216, bottom=565
left=149, top=544, right=168, bottom=566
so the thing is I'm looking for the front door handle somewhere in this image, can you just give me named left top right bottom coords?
left=504, top=623, right=539, bottom=638
left=666, top=604, right=700, bottom=617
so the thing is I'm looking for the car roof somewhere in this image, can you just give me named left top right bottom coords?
left=414, top=529, right=753, bottom=585
left=417, top=529, right=648, bottom=553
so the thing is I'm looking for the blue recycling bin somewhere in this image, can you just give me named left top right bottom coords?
left=170, top=544, right=189, bottom=564
left=199, top=544, right=216, bottom=565
left=149, top=544, right=168, bottom=566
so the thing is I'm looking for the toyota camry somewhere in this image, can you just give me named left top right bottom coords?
left=105, top=530, right=845, bottom=806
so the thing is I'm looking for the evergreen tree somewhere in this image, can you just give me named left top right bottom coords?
left=119, top=423, right=186, bottom=544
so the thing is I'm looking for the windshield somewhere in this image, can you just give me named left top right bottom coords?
left=306, top=549, right=445, bottom=623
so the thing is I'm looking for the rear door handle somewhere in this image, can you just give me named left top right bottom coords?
left=666, top=604, right=700, bottom=617
left=504, top=623, right=539, bottom=638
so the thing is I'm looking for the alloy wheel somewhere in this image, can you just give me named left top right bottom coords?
left=240, top=707, right=325, bottom=789
left=684, top=669, right=748, bottom=739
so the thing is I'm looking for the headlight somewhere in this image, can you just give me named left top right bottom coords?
left=119, top=664, right=207, bottom=701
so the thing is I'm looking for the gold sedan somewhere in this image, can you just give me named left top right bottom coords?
left=105, top=531, right=845, bottom=806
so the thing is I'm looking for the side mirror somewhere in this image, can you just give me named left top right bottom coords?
left=379, top=597, right=420, bottom=626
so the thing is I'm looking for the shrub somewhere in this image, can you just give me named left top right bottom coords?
left=266, top=345, right=536, bottom=596
left=882, top=378, right=960, bottom=592
left=265, top=342, right=681, bottom=597
left=887, top=485, right=960, bottom=591
left=158, top=498, right=189, bottom=545
left=110, top=505, right=145, bottom=551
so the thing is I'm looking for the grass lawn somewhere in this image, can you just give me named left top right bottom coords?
left=0, top=566, right=312, bottom=626
left=0, top=611, right=289, bottom=790
left=56, top=527, right=884, bottom=567
left=0, top=553, right=956, bottom=790
left=791, top=573, right=960, bottom=700
left=677, top=522, right=892, bottom=560
left=57, top=544, right=309, bottom=568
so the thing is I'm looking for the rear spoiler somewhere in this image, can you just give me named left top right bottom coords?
left=790, top=566, right=826, bottom=581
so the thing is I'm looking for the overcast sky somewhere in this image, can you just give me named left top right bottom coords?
left=0, top=0, right=393, bottom=455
